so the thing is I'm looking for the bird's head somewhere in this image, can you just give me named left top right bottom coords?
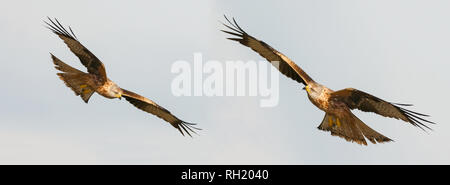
left=110, top=84, right=123, bottom=100
left=303, top=84, right=322, bottom=97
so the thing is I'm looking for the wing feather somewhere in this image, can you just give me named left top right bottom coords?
left=331, top=88, right=435, bottom=131
left=45, top=17, right=107, bottom=83
left=121, top=89, right=200, bottom=136
left=221, top=15, right=314, bottom=85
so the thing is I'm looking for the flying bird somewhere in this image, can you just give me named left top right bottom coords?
left=221, top=16, right=435, bottom=145
left=45, top=17, right=199, bottom=136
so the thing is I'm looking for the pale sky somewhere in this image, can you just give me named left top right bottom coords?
left=0, top=0, right=449, bottom=164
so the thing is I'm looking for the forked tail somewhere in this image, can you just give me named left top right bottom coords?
left=317, top=112, right=393, bottom=145
left=51, top=54, right=95, bottom=103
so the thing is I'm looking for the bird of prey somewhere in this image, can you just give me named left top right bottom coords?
left=221, top=16, right=434, bottom=145
left=45, top=18, right=199, bottom=136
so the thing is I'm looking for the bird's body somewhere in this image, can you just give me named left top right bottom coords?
left=306, top=83, right=333, bottom=112
left=222, top=16, right=434, bottom=145
left=46, top=18, right=199, bottom=136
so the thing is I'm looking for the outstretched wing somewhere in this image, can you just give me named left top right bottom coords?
left=221, top=15, right=314, bottom=86
left=331, top=88, right=435, bottom=131
left=45, top=17, right=107, bottom=83
left=121, top=89, right=200, bottom=137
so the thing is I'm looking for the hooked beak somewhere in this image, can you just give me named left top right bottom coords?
left=303, top=85, right=311, bottom=93
left=303, top=85, right=309, bottom=90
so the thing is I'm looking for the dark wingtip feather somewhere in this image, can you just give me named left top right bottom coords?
left=222, top=15, right=246, bottom=35
left=394, top=105, right=435, bottom=131
left=398, top=106, right=430, bottom=117
left=393, top=103, right=414, bottom=106
left=68, top=26, right=77, bottom=39
left=54, top=18, right=71, bottom=36
left=227, top=38, right=242, bottom=42
left=231, top=17, right=247, bottom=34
left=176, top=126, right=185, bottom=136
left=44, top=17, right=78, bottom=40
left=221, top=30, right=243, bottom=37
left=177, top=121, right=201, bottom=137
left=221, top=22, right=243, bottom=34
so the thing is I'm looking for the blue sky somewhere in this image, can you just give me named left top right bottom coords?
left=0, top=0, right=449, bottom=164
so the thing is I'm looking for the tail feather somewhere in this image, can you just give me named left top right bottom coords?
left=353, top=116, right=393, bottom=144
left=318, top=112, right=392, bottom=145
left=57, top=73, right=95, bottom=103
left=51, top=54, right=95, bottom=103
